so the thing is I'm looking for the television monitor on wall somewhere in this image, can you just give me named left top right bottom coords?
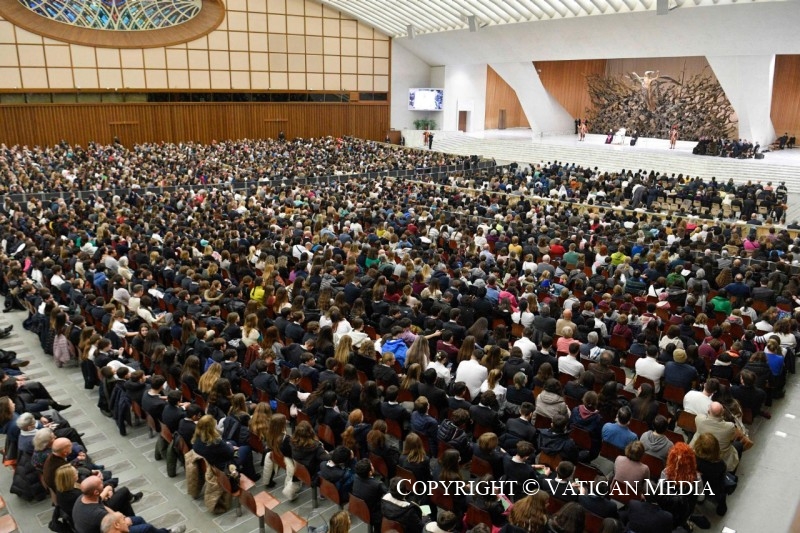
left=408, top=88, right=444, bottom=111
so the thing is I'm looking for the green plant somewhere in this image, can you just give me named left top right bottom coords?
left=412, top=118, right=437, bottom=130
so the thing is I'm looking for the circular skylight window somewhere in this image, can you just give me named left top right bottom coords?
left=19, top=0, right=203, bottom=31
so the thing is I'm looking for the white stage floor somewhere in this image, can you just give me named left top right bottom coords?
left=464, top=129, right=800, bottom=167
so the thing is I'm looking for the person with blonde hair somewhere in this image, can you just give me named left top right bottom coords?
left=192, top=414, right=259, bottom=481
left=262, top=413, right=299, bottom=500
left=329, top=510, right=351, bottom=533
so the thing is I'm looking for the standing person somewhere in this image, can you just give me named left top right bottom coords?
left=428, top=131, right=434, bottom=150
left=670, top=125, right=679, bottom=149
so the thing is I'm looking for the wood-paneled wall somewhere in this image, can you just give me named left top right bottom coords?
left=534, top=59, right=607, bottom=120
left=485, top=66, right=530, bottom=130
left=0, top=103, right=389, bottom=146
left=771, top=55, right=800, bottom=137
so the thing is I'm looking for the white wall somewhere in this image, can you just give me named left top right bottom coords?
left=707, top=55, right=776, bottom=145
left=390, top=43, right=434, bottom=131
left=394, top=3, right=800, bottom=65
left=442, top=63, right=487, bottom=132
left=489, top=62, right=573, bottom=135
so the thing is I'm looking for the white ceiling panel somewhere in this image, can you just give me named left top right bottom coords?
left=319, top=0, right=788, bottom=38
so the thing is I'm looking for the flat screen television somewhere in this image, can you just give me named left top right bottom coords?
left=408, top=88, right=444, bottom=111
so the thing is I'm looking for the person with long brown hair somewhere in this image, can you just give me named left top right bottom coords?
left=262, top=413, right=299, bottom=499
left=290, top=420, right=329, bottom=478
left=367, top=419, right=399, bottom=478
left=506, top=491, right=549, bottom=532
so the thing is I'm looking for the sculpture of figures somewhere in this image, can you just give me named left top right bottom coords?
left=631, top=70, right=661, bottom=111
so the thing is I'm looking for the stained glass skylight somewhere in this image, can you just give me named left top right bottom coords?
left=19, top=0, right=203, bottom=31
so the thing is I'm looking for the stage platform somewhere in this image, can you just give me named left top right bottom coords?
left=422, top=128, right=800, bottom=223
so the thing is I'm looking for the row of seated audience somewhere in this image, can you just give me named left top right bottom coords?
left=0, top=137, right=797, bottom=533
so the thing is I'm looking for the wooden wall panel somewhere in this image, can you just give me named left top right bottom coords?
left=485, top=66, right=530, bottom=130
left=534, top=59, right=607, bottom=120
left=771, top=55, right=800, bottom=137
left=0, top=103, right=389, bottom=146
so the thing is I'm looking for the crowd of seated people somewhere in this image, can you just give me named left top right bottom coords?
left=0, top=136, right=467, bottom=195
left=692, top=138, right=760, bottom=159
left=1, top=136, right=799, bottom=533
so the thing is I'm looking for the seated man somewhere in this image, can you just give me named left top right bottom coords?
left=74, top=477, right=185, bottom=533
left=601, top=406, right=637, bottom=450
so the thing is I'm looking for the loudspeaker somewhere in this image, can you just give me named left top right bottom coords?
left=406, top=25, right=415, bottom=39
left=468, top=15, right=478, bottom=32
left=755, top=153, right=765, bottom=159
left=657, top=0, right=669, bottom=15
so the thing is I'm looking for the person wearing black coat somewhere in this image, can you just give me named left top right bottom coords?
left=380, top=386, right=411, bottom=426
left=319, top=391, right=347, bottom=446
left=252, top=360, right=279, bottom=400
left=578, top=476, right=618, bottom=518
left=374, top=356, right=400, bottom=388
left=469, top=390, right=505, bottom=434
left=381, top=477, right=425, bottom=533
left=500, top=403, right=538, bottom=453
left=417, top=369, right=448, bottom=419
left=352, top=459, right=387, bottom=533
left=501, top=440, right=541, bottom=502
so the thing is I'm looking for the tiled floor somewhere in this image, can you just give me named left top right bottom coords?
left=0, top=302, right=795, bottom=532
left=0, top=309, right=348, bottom=533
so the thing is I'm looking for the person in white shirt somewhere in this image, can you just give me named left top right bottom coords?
left=511, top=300, right=535, bottom=328
left=479, top=369, right=507, bottom=411
left=49, top=265, right=66, bottom=290
left=512, top=328, right=538, bottom=363
left=557, top=343, right=585, bottom=378
left=634, top=346, right=665, bottom=393
left=683, top=379, right=719, bottom=415
left=428, top=351, right=452, bottom=385
left=455, top=353, right=488, bottom=400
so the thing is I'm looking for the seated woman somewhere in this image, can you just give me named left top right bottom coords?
left=432, top=449, right=466, bottom=517
left=471, top=432, right=506, bottom=479
left=535, top=378, right=571, bottom=421
left=367, top=420, right=400, bottom=479
left=629, top=383, right=658, bottom=428
left=692, top=433, right=729, bottom=516
left=290, top=420, right=330, bottom=481
left=399, top=433, right=432, bottom=486
left=611, top=441, right=650, bottom=497
left=54, top=464, right=136, bottom=522
left=192, top=414, right=259, bottom=481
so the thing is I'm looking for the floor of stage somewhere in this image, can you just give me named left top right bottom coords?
left=465, top=128, right=800, bottom=167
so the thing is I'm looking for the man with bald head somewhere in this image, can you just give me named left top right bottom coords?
left=690, top=401, right=743, bottom=472
left=555, top=308, right=577, bottom=337
left=42, top=437, right=73, bottom=491
left=74, top=476, right=185, bottom=533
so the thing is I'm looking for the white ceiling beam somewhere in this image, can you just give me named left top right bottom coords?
left=485, top=0, right=524, bottom=22
left=588, top=0, right=609, bottom=13
left=505, top=0, right=541, bottom=20
left=540, top=0, right=570, bottom=17
left=327, top=2, right=406, bottom=36
left=639, top=0, right=653, bottom=8
left=620, top=0, right=638, bottom=10
left=560, top=0, right=584, bottom=16
left=529, top=0, right=558, bottom=17
left=573, top=0, right=596, bottom=15
left=451, top=0, right=502, bottom=23
left=412, top=3, right=461, bottom=32
left=606, top=0, right=624, bottom=11
left=516, top=0, right=549, bottom=18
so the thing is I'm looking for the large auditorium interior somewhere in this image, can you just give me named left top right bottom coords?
left=0, top=0, right=799, bottom=532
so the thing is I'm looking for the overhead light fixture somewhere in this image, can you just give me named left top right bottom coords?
left=657, top=0, right=678, bottom=15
